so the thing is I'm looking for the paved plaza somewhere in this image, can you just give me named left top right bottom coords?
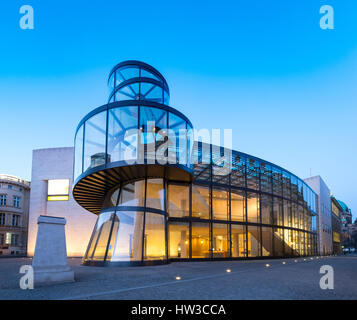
left=0, top=255, right=356, bottom=300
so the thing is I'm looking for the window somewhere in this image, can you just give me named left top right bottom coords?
left=8, top=185, right=12, bottom=190
left=0, top=213, right=5, bottom=225
left=169, top=222, right=189, bottom=258
left=192, top=185, right=210, bottom=219
left=231, top=190, right=245, bottom=222
left=231, top=224, right=246, bottom=257
left=144, top=212, right=166, bottom=261
left=168, top=184, right=189, bottom=218
left=12, top=215, right=20, bottom=227
left=11, top=234, right=19, bottom=246
left=191, top=222, right=210, bottom=258
left=47, top=179, right=70, bottom=201
left=212, top=188, right=228, bottom=220
left=0, top=233, right=4, bottom=245
left=13, top=196, right=20, bottom=208
left=212, top=224, right=229, bottom=257
left=0, top=195, right=6, bottom=206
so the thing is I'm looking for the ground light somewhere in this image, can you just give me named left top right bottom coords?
left=175, top=276, right=181, bottom=280
left=265, top=264, right=270, bottom=267
left=282, top=261, right=286, bottom=264
left=294, top=260, right=298, bottom=262
left=226, top=269, right=231, bottom=273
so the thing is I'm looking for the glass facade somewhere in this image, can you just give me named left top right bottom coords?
left=76, top=61, right=318, bottom=266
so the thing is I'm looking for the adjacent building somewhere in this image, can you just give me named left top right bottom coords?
left=337, top=200, right=354, bottom=251
left=0, top=174, right=30, bottom=256
left=331, top=196, right=342, bottom=254
left=27, top=148, right=96, bottom=257
left=304, top=176, right=333, bottom=255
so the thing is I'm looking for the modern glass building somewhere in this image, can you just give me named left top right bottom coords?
left=73, top=61, right=318, bottom=266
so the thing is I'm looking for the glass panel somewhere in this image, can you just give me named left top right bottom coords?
left=74, top=125, right=83, bottom=180
left=191, top=222, right=209, bottom=258
left=168, top=184, right=189, bottom=218
left=83, top=111, right=107, bottom=172
left=118, top=180, right=145, bottom=207
left=246, top=158, right=259, bottom=190
left=109, top=211, right=143, bottom=262
left=261, top=194, right=272, bottom=225
left=212, top=188, right=228, bottom=220
left=146, top=179, right=164, bottom=210
left=247, top=225, right=261, bottom=257
left=247, top=192, right=259, bottom=223
left=274, top=228, right=284, bottom=256
left=103, top=188, right=119, bottom=208
left=284, top=229, right=293, bottom=256
left=118, top=66, right=140, bottom=81
left=231, top=224, right=246, bottom=257
left=260, top=162, right=272, bottom=193
left=262, top=226, right=273, bottom=256
left=231, top=154, right=245, bottom=187
left=86, top=211, right=114, bottom=261
left=107, top=106, right=138, bottom=164
left=169, top=113, right=187, bottom=165
left=282, top=171, right=291, bottom=199
left=144, top=84, right=163, bottom=103
left=273, top=197, right=283, bottom=226
left=283, top=199, right=291, bottom=227
left=231, top=190, right=245, bottom=222
left=272, top=167, right=282, bottom=195
left=292, top=203, right=298, bottom=229
left=192, top=184, right=210, bottom=219
left=141, top=69, right=161, bottom=82
left=212, top=224, right=229, bottom=258
left=169, top=222, right=189, bottom=259
left=144, top=212, right=166, bottom=260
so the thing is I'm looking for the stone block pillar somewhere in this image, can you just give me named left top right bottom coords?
left=32, top=215, right=74, bottom=285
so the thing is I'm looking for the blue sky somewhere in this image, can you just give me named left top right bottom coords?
left=0, top=0, right=356, bottom=219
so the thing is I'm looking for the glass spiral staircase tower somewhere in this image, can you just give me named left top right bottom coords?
left=73, top=61, right=318, bottom=266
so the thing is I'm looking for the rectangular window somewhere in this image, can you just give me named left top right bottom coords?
left=231, top=190, right=245, bottom=222
left=261, top=194, right=272, bottom=225
left=0, top=195, right=6, bottom=206
left=13, top=196, right=20, bottom=208
left=247, top=225, right=261, bottom=257
left=231, top=224, right=246, bottom=257
left=212, top=188, right=228, bottom=220
left=262, top=226, right=273, bottom=256
left=168, top=184, right=189, bottom=218
left=212, top=223, right=229, bottom=258
left=247, top=192, right=259, bottom=223
left=0, top=213, right=5, bottom=225
left=12, top=215, right=20, bottom=227
left=11, top=234, right=19, bottom=246
left=192, top=185, right=210, bottom=219
left=0, top=233, right=4, bottom=245
left=191, top=222, right=210, bottom=258
left=47, top=179, right=70, bottom=201
left=169, top=222, right=189, bottom=259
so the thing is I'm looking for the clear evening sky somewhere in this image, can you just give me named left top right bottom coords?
left=0, top=0, right=356, bottom=219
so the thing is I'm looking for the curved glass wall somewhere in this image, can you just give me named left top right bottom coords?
left=74, top=104, right=193, bottom=182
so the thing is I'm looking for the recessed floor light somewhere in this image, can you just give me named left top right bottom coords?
left=175, top=276, right=181, bottom=280
left=294, top=260, right=298, bottom=262
left=226, top=269, right=231, bottom=273
left=282, top=261, right=286, bottom=264
left=265, top=264, right=270, bottom=267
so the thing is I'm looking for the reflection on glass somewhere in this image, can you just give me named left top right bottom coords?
left=247, top=192, right=259, bottom=223
left=168, top=184, right=189, bottom=217
left=86, top=211, right=114, bottom=261
left=103, top=188, right=119, bottom=208
left=74, top=125, right=83, bottom=180
left=212, top=188, right=228, bottom=220
left=261, top=194, right=272, bottom=225
left=144, top=212, right=166, bottom=260
left=273, top=198, right=283, bottom=226
left=262, top=227, right=272, bottom=256
left=107, top=106, right=138, bottom=163
left=231, top=224, right=246, bottom=257
left=247, top=226, right=261, bottom=257
left=109, top=211, right=144, bottom=262
left=169, top=222, right=189, bottom=258
left=231, top=190, right=245, bottom=222
left=83, top=111, right=107, bottom=172
left=118, top=181, right=145, bottom=207
left=212, top=224, right=229, bottom=258
left=274, top=228, right=284, bottom=256
left=192, top=184, right=210, bottom=219
left=192, top=222, right=209, bottom=258
left=146, top=179, right=164, bottom=210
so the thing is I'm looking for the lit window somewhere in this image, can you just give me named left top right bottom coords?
left=47, top=179, right=70, bottom=201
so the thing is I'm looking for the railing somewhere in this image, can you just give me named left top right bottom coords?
left=0, top=175, right=30, bottom=187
